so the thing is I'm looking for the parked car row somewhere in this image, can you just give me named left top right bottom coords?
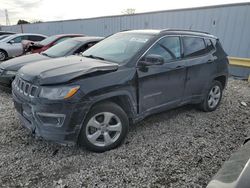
left=0, top=33, right=47, bottom=60
left=23, top=34, right=85, bottom=54
left=0, top=32, right=91, bottom=61
left=0, top=29, right=229, bottom=153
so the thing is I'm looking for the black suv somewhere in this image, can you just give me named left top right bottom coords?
left=12, top=29, right=228, bottom=152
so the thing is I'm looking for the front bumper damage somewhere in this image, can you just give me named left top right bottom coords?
left=12, top=86, right=90, bottom=145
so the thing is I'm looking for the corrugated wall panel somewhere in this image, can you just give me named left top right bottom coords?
left=1, top=3, right=250, bottom=58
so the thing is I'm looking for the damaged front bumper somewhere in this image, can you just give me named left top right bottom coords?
left=12, top=89, right=90, bottom=145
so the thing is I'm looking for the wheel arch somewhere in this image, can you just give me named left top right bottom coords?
left=214, top=75, right=227, bottom=89
left=0, top=48, right=8, bottom=57
left=90, top=94, right=137, bottom=121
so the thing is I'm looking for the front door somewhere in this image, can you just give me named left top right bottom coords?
left=7, top=35, right=28, bottom=57
left=137, top=36, right=187, bottom=113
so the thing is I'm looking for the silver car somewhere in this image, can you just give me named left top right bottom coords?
left=0, top=35, right=11, bottom=41
left=0, top=33, right=47, bottom=61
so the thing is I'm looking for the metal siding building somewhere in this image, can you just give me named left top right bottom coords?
left=1, top=3, right=250, bottom=58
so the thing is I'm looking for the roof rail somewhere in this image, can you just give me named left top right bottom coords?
left=160, top=29, right=210, bottom=34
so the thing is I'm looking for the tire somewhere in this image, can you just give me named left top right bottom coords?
left=0, top=50, right=7, bottom=61
left=78, top=102, right=129, bottom=152
left=199, top=80, right=223, bottom=112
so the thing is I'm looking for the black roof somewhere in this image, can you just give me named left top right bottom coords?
left=160, top=29, right=217, bottom=39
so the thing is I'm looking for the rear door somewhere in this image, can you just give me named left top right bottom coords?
left=182, top=36, right=217, bottom=101
left=137, top=36, right=187, bottom=113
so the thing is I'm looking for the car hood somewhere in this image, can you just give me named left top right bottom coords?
left=0, top=53, right=49, bottom=71
left=18, top=55, right=119, bottom=85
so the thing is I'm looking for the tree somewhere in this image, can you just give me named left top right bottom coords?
left=17, top=20, right=30, bottom=25
left=122, top=8, right=136, bottom=15
left=31, top=20, right=43, bottom=24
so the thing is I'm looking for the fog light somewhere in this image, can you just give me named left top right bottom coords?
left=36, top=112, right=65, bottom=127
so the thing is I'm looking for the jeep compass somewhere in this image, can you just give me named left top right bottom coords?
left=12, top=29, right=229, bottom=152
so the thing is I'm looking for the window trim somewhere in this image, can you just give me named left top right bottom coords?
left=136, top=35, right=182, bottom=66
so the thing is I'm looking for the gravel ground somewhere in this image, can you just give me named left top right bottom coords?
left=0, top=79, right=249, bottom=188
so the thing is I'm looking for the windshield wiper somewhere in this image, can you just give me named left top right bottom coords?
left=83, top=54, right=105, bottom=61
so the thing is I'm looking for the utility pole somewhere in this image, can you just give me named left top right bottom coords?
left=5, top=9, right=10, bottom=26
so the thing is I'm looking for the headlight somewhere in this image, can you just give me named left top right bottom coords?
left=39, top=85, right=80, bottom=100
left=5, top=70, right=17, bottom=76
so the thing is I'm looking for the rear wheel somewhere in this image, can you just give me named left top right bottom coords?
left=0, top=50, right=7, bottom=61
left=200, top=80, right=223, bottom=112
left=78, top=102, right=129, bottom=152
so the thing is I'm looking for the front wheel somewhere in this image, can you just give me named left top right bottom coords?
left=78, top=102, right=129, bottom=152
left=200, top=81, right=223, bottom=112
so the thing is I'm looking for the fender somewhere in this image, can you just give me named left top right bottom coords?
left=88, top=89, right=137, bottom=118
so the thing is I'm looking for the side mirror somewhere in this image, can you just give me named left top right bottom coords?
left=8, top=40, right=15, bottom=44
left=140, top=54, right=164, bottom=66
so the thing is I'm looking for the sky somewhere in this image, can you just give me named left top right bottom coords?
left=0, top=0, right=249, bottom=25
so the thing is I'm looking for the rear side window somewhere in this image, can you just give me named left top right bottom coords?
left=183, top=37, right=207, bottom=58
left=28, top=35, right=45, bottom=41
left=146, top=36, right=181, bottom=63
left=205, top=38, right=215, bottom=52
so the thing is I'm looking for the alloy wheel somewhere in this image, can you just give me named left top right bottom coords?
left=86, top=112, right=122, bottom=147
left=0, top=51, right=6, bottom=61
left=208, top=85, right=221, bottom=109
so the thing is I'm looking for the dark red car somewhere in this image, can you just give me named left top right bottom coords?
left=24, top=34, right=85, bottom=54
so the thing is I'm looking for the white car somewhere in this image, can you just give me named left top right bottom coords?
left=0, top=33, right=47, bottom=61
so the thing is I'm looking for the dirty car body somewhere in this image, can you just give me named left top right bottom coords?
left=12, top=29, right=229, bottom=151
left=0, top=37, right=103, bottom=89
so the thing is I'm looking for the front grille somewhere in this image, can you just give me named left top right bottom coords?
left=13, top=76, right=38, bottom=97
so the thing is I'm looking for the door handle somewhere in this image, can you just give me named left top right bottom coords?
left=207, top=59, right=213, bottom=64
left=175, top=65, right=183, bottom=69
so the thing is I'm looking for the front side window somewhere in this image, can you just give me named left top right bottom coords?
left=146, top=36, right=181, bottom=63
left=82, top=33, right=154, bottom=64
left=183, top=37, right=207, bottom=58
left=75, top=42, right=97, bottom=54
left=12, top=35, right=28, bottom=43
